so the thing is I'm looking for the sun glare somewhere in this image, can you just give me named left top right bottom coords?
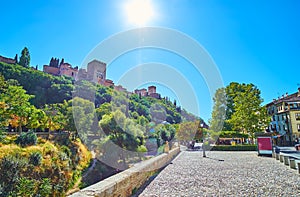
left=124, top=0, right=155, bottom=26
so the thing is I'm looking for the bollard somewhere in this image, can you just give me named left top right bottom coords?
left=290, top=159, right=296, bottom=169
left=275, top=153, right=280, bottom=160
left=284, top=156, right=289, bottom=166
left=164, top=141, right=170, bottom=153
left=280, top=154, right=284, bottom=163
left=298, top=163, right=300, bottom=174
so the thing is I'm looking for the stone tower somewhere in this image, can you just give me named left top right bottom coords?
left=87, top=60, right=106, bottom=84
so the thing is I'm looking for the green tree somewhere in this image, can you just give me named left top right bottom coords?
left=43, top=103, right=67, bottom=131
left=0, top=62, right=74, bottom=107
left=99, top=110, right=144, bottom=169
left=0, top=77, right=37, bottom=132
left=210, top=82, right=268, bottom=135
left=96, top=102, right=112, bottom=121
left=176, top=121, right=199, bottom=144
left=0, top=75, right=8, bottom=127
left=14, top=54, right=18, bottom=64
left=19, top=47, right=30, bottom=68
left=209, top=88, right=227, bottom=132
left=72, top=97, right=95, bottom=142
left=25, top=107, right=48, bottom=131
left=155, top=124, right=175, bottom=144
left=59, top=100, right=76, bottom=133
left=227, top=84, right=269, bottom=143
left=223, top=82, right=251, bottom=130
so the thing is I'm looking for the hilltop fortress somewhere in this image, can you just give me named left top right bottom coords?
left=43, top=58, right=160, bottom=97
left=0, top=54, right=161, bottom=98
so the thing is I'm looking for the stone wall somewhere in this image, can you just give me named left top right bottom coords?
left=0, top=55, right=16, bottom=64
left=70, top=147, right=180, bottom=197
left=43, top=65, right=60, bottom=75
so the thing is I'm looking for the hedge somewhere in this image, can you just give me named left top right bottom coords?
left=209, top=145, right=257, bottom=151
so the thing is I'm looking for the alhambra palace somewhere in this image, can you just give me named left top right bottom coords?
left=0, top=54, right=161, bottom=98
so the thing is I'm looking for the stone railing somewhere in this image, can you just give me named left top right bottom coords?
left=273, top=149, right=300, bottom=174
left=70, top=147, right=180, bottom=197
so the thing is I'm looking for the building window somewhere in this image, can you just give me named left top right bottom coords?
left=290, top=104, right=296, bottom=109
left=296, top=113, right=300, bottom=121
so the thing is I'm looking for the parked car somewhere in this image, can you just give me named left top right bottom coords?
left=193, top=142, right=203, bottom=150
left=188, top=141, right=203, bottom=151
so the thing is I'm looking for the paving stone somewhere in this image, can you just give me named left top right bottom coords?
left=139, top=151, right=300, bottom=196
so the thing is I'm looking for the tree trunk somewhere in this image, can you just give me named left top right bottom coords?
left=120, top=150, right=127, bottom=170
left=18, top=124, right=22, bottom=133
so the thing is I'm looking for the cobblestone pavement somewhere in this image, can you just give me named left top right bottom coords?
left=138, top=151, right=300, bottom=197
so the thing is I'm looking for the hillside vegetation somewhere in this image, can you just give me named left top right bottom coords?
left=0, top=60, right=204, bottom=195
left=0, top=133, right=91, bottom=196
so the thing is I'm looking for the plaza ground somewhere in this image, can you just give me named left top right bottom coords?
left=138, top=151, right=300, bottom=196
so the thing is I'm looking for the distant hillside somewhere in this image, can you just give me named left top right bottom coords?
left=0, top=62, right=73, bottom=107
left=0, top=59, right=205, bottom=194
left=0, top=61, right=201, bottom=124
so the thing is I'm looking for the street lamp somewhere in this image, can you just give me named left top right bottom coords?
left=200, top=123, right=206, bottom=157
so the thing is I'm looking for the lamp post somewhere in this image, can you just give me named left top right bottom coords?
left=200, top=123, right=206, bottom=157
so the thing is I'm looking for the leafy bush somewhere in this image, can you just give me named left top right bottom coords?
left=29, top=151, right=42, bottom=166
left=0, top=130, right=6, bottom=143
left=0, top=155, right=28, bottom=196
left=42, top=141, right=57, bottom=156
left=137, top=145, right=148, bottom=153
left=15, top=177, right=35, bottom=197
left=15, top=131, right=37, bottom=147
left=157, top=145, right=165, bottom=155
left=60, top=145, right=72, bottom=157
left=57, top=152, right=67, bottom=161
left=210, top=145, right=257, bottom=151
left=36, top=178, right=52, bottom=197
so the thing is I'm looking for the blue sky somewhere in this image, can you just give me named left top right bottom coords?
left=1, top=0, right=299, bottom=122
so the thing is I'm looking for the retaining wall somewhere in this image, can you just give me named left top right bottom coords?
left=70, top=147, right=180, bottom=197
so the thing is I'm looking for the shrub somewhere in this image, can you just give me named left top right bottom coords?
left=29, top=152, right=42, bottom=166
left=15, top=177, right=35, bottom=197
left=58, top=151, right=69, bottom=161
left=137, top=145, right=148, bottom=153
left=0, top=129, right=6, bottom=143
left=36, top=178, right=52, bottom=197
left=42, top=142, right=57, bottom=156
left=15, top=131, right=37, bottom=147
left=60, top=145, right=72, bottom=157
left=0, top=155, right=28, bottom=196
left=210, top=145, right=257, bottom=151
left=157, top=145, right=165, bottom=155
